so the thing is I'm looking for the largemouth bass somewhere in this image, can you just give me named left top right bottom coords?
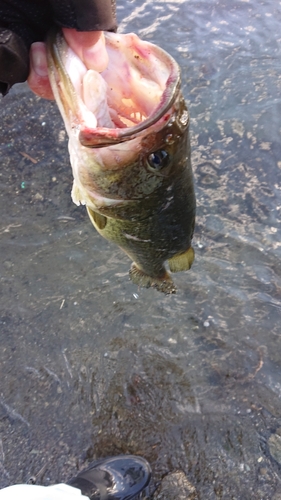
left=47, top=30, right=196, bottom=294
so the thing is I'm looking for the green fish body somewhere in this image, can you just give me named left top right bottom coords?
left=47, top=31, right=196, bottom=293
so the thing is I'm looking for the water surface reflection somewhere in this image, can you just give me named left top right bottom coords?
left=1, top=0, right=281, bottom=498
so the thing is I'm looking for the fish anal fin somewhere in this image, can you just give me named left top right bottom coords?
left=87, top=206, right=107, bottom=230
left=129, top=264, right=176, bottom=294
left=168, top=247, right=195, bottom=273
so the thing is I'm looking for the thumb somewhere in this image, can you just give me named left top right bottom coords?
left=62, top=28, right=109, bottom=72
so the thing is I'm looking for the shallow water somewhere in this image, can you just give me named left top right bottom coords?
left=1, top=0, right=281, bottom=498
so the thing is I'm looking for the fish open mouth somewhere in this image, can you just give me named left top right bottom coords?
left=47, top=30, right=181, bottom=148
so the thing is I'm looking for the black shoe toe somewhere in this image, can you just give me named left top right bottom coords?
left=68, top=455, right=151, bottom=500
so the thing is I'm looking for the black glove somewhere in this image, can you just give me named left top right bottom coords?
left=0, top=0, right=117, bottom=96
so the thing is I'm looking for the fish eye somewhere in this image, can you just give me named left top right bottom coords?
left=147, top=150, right=169, bottom=171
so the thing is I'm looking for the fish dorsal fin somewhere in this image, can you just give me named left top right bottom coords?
left=129, top=264, right=176, bottom=294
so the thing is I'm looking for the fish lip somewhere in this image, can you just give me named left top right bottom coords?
left=47, top=29, right=181, bottom=149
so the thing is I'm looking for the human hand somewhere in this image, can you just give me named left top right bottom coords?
left=28, top=29, right=109, bottom=99
left=0, top=0, right=116, bottom=98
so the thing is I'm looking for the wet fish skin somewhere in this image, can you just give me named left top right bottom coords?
left=87, top=95, right=195, bottom=293
left=47, top=30, right=196, bottom=293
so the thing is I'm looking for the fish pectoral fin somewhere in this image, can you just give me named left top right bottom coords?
left=87, top=206, right=107, bottom=230
left=71, top=180, right=84, bottom=206
left=129, top=264, right=176, bottom=294
left=168, top=247, right=195, bottom=273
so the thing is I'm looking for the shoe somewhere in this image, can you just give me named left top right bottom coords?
left=68, top=455, right=151, bottom=500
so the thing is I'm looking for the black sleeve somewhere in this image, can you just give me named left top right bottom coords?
left=0, top=0, right=53, bottom=95
left=0, top=0, right=117, bottom=96
left=50, top=0, right=117, bottom=32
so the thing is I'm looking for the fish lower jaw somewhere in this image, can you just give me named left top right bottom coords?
left=129, top=263, right=176, bottom=294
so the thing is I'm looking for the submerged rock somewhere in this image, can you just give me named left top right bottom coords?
left=268, top=428, right=281, bottom=464
left=153, top=471, right=198, bottom=500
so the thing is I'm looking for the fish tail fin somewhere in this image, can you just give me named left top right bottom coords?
left=168, top=247, right=195, bottom=273
left=129, top=264, right=176, bottom=294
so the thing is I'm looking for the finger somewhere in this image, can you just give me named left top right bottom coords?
left=27, top=42, right=54, bottom=100
left=62, top=28, right=109, bottom=72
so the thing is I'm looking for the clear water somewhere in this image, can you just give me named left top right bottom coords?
left=1, top=0, right=281, bottom=498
